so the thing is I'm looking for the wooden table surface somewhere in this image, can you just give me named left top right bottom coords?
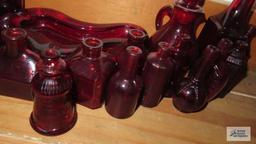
left=0, top=71, right=255, bottom=144
left=0, top=0, right=256, bottom=144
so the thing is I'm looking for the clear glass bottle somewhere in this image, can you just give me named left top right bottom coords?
left=105, top=46, right=143, bottom=119
left=142, top=42, right=174, bottom=107
left=173, top=45, right=220, bottom=113
left=30, top=47, right=77, bottom=136
left=70, top=37, right=116, bottom=109
left=0, top=28, right=40, bottom=100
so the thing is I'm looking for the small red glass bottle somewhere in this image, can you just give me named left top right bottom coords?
left=70, top=37, right=116, bottom=109
left=207, top=38, right=234, bottom=101
left=105, top=46, right=143, bottom=119
left=30, top=47, right=77, bottom=136
left=0, top=28, right=40, bottom=100
left=142, top=42, right=174, bottom=107
left=173, top=45, right=220, bottom=113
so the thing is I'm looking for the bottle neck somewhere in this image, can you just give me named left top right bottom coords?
left=120, top=53, right=140, bottom=77
left=193, top=46, right=219, bottom=80
left=222, top=0, right=255, bottom=28
left=5, top=39, right=26, bottom=58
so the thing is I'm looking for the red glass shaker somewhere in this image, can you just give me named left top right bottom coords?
left=30, top=47, right=77, bottom=136
left=173, top=45, right=220, bottom=113
left=0, top=28, right=40, bottom=100
left=70, top=37, right=116, bottom=109
left=207, top=38, right=234, bottom=101
left=105, top=46, right=143, bottom=119
left=142, top=42, right=174, bottom=107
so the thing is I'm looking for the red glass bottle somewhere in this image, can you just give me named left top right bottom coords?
left=219, top=40, right=250, bottom=97
left=173, top=45, right=220, bottom=113
left=142, top=42, right=174, bottom=107
left=197, top=0, right=256, bottom=51
left=150, top=0, right=206, bottom=53
left=105, top=46, right=143, bottom=119
left=70, top=37, right=116, bottom=109
left=30, top=47, right=77, bottom=136
left=207, top=38, right=234, bottom=101
left=0, top=28, right=40, bottom=100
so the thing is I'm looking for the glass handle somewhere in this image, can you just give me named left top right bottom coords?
left=194, top=13, right=206, bottom=34
left=155, top=5, right=173, bottom=30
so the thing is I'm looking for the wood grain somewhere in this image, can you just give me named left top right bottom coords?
left=0, top=87, right=255, bottom=144
left=25, top=0, right=256, bottom=71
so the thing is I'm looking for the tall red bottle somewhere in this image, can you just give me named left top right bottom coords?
left=197, top=0, right=256, bottom=51
left=0, top=28, right=40, bottom=100
left=173, top=45, right=220, bottom=113
left=142, top=42, right=174, bottom=107
left=105, top=46, right=143, bottom=119
left=30, top=47, right=77, bottom=136
left=70, top=37, right=116, bottom=109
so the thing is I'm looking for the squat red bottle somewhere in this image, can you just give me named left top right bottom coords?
left=70, top=37, right=116, bottom=109
left=142, top=42, right=174, bottom=107
left=0, top=28, right=40, bottom=100
left=30, top=47, right=77, bottom=136
left=105, top=46, right=143, bottom=119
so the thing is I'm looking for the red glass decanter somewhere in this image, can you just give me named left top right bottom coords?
left=142, top=42, right=174, bottom=107
left=207, top=38, right=234, bottom=101
left=105, top=46, right=143, bottom=119
left=173, top=45, right=220, bottom=113
left=219, top=40, right=250, bottom=97
left=0, top=28, right=40, bottom=100
left=30, top=47, right=77, bottom=136
left=70, top=37, right=116, bottom=109
left=197, top=0, right=256, bottom=51
left=150, top=0, right=206, bottom=53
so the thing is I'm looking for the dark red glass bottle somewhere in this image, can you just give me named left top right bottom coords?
left=173, top=45, right=220, bottom=113
left=197, top=0, right=256, bottom=51
left=70, top=37, right=116, bottom=109
left=30, top=47, right=77, bottom=136
left=207, top=38, right=234, bottom=101
left=219, top=40, right=250, bottom=97
left=0, top=28, right=40, bottom=100
left=142, top=42, right=174, bottom=107
left=150, top=0, right=206, bottom=53
left=105, top=46, right=143, bottom=119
